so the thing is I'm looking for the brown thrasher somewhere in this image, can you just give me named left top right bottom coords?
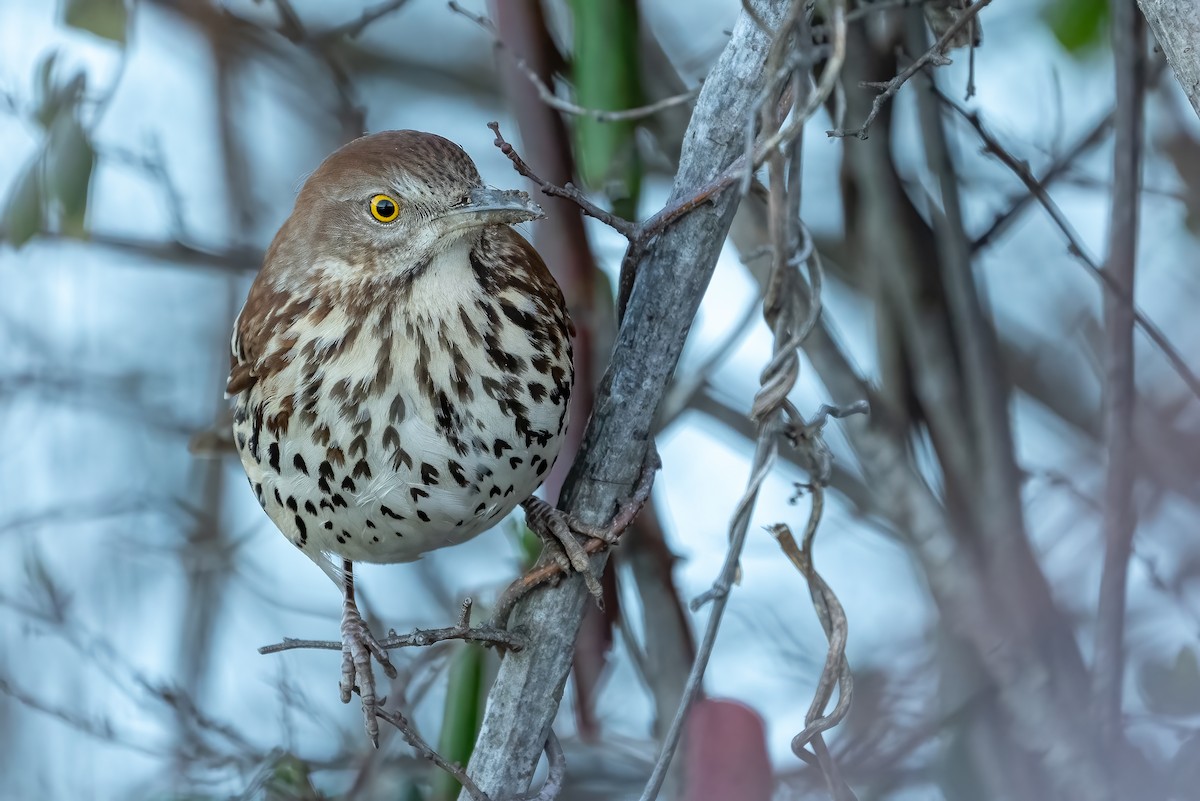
left=227, top=130, right=577, bottom=744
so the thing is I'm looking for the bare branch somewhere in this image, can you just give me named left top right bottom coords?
left=258, top=598, right=527, bottom=655
left=827, top=0, right=994, bottom=138
left=376, top=706, right=492, bottom=801
left=1094, top=0, right=1146, bottom=747
left=450, top=1, right=699, bottom=123
left=937, top=89, right=1200, bottom=403
left=488, top=122, right=637, bottom=237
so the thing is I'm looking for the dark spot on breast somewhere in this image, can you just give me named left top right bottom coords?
left=313, top=423, right=331, bottom=446
left=528, top=382, right=547, bottom=401
left=503, top=485, right=514, bottom=497
left=536, top=460, right=549, bottom=476
left=273, top=487, right=283, bottom=506
left=392, top=447, right=413, bottom=471
left=394, top=530, right=404, bottom=537
left=366, top=520, right=376, bottom=528
left=489, top=486, right=501, bottom=498
left=372, top=535, right=380, bottom=542
left=381, top=505, right=403, bottom=520
left=327, top=448, right=345, bottom=467
left=420, top=462, right=439, bottom=485
left=509, top=456, right=523, bottom=469
left=253, top=482, right=263, bottom=499
left=324, top=521, right=333, bottom=530
left=332, top=494, right=348, bottom=508
left=448, top=460, right=468, bottom=487
left=304, top=500, right=317, bottom=515
left=353, top=459, right=372, bottom=479
left=293, top=453, right=309, bottom=475
left=286, top=495, right=298, bottom=512
left=342, top=476, right=356, bottom=492
left=531, top=354, right=551, bottom=374
left=410, top=487, right=429, bottom=502
left=389, top=394, right=406, bottom=423
left=383, top=425, right=400, bottom=449
left=268, top=442, right=280, bottom=472
left=294, top=515, right=307, bottom=544
left=475, top=503, right=486, bottom=514
left=493, top=439, right=512, bottom=457
left=349, top=435, right=367, bottom=458
left=417, top=510, right=430, bottom=522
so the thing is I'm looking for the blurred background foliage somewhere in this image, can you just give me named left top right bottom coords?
left=1, top=0, right=1199, bottom=800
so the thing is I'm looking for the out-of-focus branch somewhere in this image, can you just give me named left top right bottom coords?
left=1094, top=0, right=1146, bottom=748
left=937, top=88, right=1200, bottom=402
left=827, top=0, right=994, bottom=138
left=970, top=110, right=1114, bottom=253
left=1136, top=0, right=1200, bottom=119
left=453, top=2, right=698, bottom=124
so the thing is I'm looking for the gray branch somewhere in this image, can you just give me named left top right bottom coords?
left=460, top=1, right=788, bottom=797
left=1137, top=0, right=1200, bottom=119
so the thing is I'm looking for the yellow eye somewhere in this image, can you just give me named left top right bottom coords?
left=369, top=194, right=400, bottom=223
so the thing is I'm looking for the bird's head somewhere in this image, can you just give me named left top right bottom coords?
left=266, top=130, right=544, bottom=287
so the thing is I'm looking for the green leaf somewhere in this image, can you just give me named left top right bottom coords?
left=431, top=644, right=485, bottom=801
left=262, top=752, right=321, bottom=801
left=1041, top=0, right=1108, bottom=53
left=46, top=112, right=95, bottom=236
left=3, top=158, right=43, bottom=248
left=1138, top=647, right=1200, bottom=716
left=62, top=0, right=127, bottom=45
left=568, top=0, right=643, bottom=219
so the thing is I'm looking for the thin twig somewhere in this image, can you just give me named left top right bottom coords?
left=488, top=122, right=638, bottom=238
left=317, top=0, right=413, bottom=43
left=827, top=0, right=994, bottom=139
left=258, top=600, right=525, bottom=656
left=376, top=706, right=492, bottom=801
left=970, top=110, right=1114, bottom=253
left=452, top=2, right=698, bottom=123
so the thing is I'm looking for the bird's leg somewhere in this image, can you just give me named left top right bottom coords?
left=338, top=559, right=398, bottom=747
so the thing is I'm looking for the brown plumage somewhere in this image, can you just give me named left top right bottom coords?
left=228, top=130, right=573, bottom=744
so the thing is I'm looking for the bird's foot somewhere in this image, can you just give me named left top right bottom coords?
left=339, top=597, right=398, bottom=747
left=498, top=448, right=661, bottom=624
left=522, top=497, right=609, bottom=599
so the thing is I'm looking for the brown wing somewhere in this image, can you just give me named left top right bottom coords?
left=226, top=279, right=294, bottom=397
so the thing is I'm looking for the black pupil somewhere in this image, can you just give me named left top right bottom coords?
left=375, top=198, right=395, bottom=218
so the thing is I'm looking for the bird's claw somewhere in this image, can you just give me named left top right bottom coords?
left=527, top=503, right=605, bottom=599
left=340, top=600, right=397, bottom=747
